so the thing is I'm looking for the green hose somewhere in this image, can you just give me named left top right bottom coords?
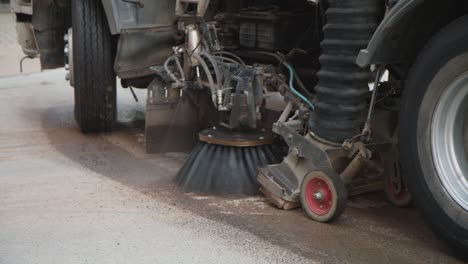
left=285, top=64, right=315, bottom=111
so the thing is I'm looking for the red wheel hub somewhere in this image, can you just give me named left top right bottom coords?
left=305, top=177, right=333, bottom=215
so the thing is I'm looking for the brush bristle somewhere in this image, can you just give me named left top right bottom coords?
left=176, top=142, right=283, bottom=195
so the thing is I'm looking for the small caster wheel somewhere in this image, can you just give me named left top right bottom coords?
left=300, top=171, right=347, bottom=223
left=384, top=160, right=412, bottom=207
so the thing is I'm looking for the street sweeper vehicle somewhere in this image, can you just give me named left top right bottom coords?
left=11, top=0, right=468, bottom=253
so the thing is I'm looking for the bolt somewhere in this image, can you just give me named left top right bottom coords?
left=208, top=135, right=213, bottom=138
left=314, top=191, right=324, bottom=201
left=319, top=205, right=323, bottom=209
left=291, top=148, right=299, bottom=156
left=259, top=137, right=264, bottom=140
left=65, top=73, right=70, bottom=81
left=213, top=127, right=217, bottom=130
left=317, top=182, right=321, bottom=186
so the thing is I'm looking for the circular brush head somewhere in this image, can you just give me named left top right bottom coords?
left=175, top=141, right=283, bottom=195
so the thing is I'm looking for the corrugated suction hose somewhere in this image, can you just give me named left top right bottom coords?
left=309, top=0, right=384, bottom=143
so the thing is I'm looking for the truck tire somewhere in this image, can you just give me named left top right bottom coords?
left=71, top=0, right=116, bottom=133
left=400, top=16, right=468, bottom=253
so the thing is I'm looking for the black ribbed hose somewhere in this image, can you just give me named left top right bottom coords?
left=308, top=0, right=384, bottom=143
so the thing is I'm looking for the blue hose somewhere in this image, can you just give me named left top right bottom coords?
left=285, top=64, right=315, bottom=111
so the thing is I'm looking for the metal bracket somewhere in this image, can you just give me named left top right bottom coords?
left=273, top=122, right=332, bottom=169
left=121, top=0, right=144, bottom=8
left=307, top=0, right=321, bottom=5
left=175, top=0, right=210, bottom=17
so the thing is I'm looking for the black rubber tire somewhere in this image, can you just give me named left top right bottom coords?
left=300, top=171, right=347, bottom=223
left=71, top=0, right=116, bottom=133
left=400, top=16, right=468, bottom=253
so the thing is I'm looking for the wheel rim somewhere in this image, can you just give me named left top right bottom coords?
left=305, top=178, right=333, bottom=215
left=431, top=71, right=468, bottom=211
left=64, top=28, right=74, bottom=86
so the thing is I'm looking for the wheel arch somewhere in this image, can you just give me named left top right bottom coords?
left=101, top=0, right=177, bottom=35
left=357, top=0, right=468, bottom=68
left=100, top=0, right=177, bottom=80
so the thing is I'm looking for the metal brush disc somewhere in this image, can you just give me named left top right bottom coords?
left=198, top=126, right=274, bottom=147
left=176, top=127, right=283, bottom=195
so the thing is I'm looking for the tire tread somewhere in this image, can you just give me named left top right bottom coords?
left=72, top=0, right=116, bottom=133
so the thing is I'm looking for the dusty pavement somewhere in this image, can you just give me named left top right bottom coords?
left=0, top=70, right=465, bottom=264
left=0, top=71, right=313, bottom=264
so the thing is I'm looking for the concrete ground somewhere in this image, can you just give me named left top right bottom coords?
left=0, top=71, right=314, bottom=264
left=0, top=70, right=465, bottom=264
left=0, top=6, right=465, bottom=264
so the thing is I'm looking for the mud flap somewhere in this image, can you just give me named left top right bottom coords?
left=145, top=79, right=200, bottom=153
left=145, top=79, right=204, bottom=153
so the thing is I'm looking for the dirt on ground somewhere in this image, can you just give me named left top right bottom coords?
left=0, top=70, right=464, bottom=264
